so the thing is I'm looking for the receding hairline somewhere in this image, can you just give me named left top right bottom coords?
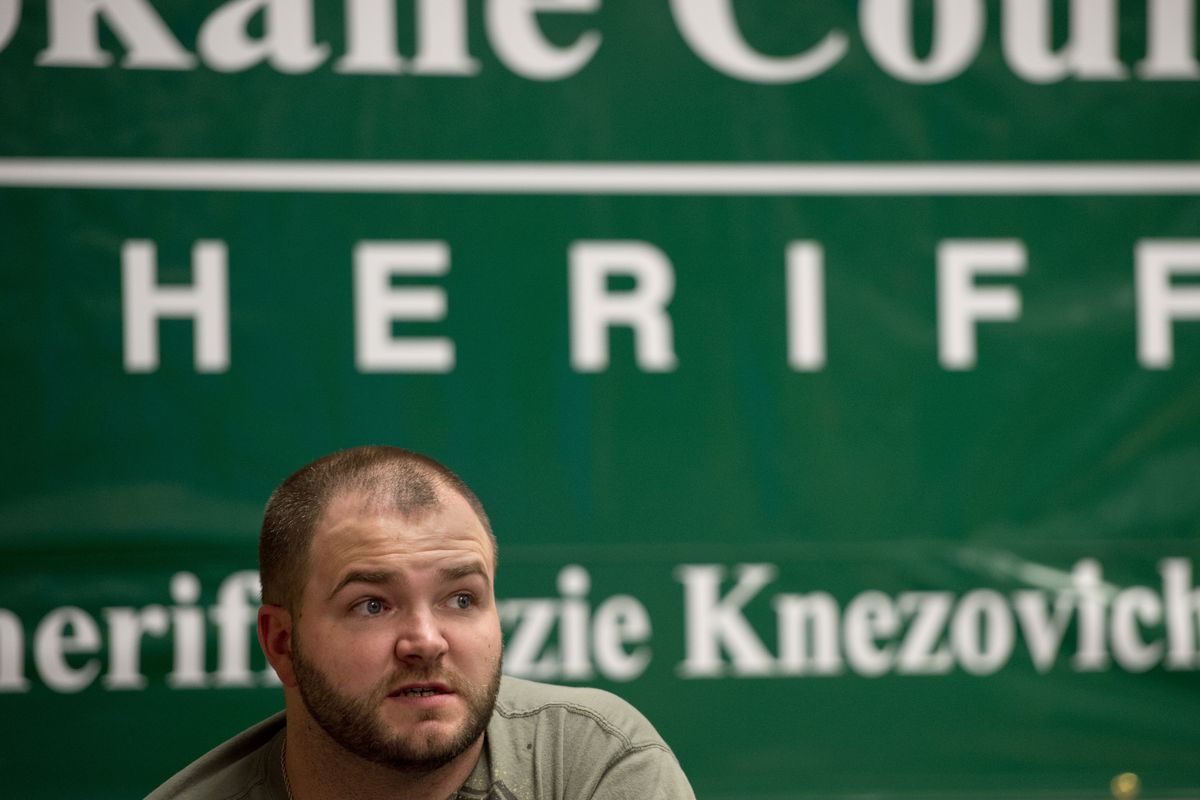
left=300, top=479, right=500, bottom=608
left=313, top=481, right=497, bottom=558
left=258, top=446, right=497, bottom=610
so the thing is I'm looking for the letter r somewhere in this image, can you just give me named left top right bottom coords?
left=569, top=241, right=678, bottom=372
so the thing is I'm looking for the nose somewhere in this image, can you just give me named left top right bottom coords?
left=393, top=608, right=448, bottom=664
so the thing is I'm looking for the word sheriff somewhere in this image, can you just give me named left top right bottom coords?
left=117, top=237, right=1200, bottom=374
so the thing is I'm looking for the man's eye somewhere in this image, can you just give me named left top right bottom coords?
left=359, top=598, right=385, bottom=616
left=450, top=593, right=473, bottom=610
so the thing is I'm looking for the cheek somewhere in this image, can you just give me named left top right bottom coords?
left=453, top=615, right=502, bottom=661
left=311, top=624, right=398, bottom=673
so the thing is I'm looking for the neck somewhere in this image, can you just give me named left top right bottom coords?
left=283, top=704, right=483, bottom=800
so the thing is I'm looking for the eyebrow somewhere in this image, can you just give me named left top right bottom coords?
left=328, top=570, right=394, bottom=600
left=328, top=562, right=490, bottom=600
left=439, top=562, right=490, bottom=589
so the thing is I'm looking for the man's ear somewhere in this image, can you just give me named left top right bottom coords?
left=258, top=604, right=297, bottom=687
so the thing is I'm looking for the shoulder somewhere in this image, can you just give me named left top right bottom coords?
left=493, top=676, right=666, bottom=752
left=485, top=677, right=695, bottom=798
left=144, top=712, right=286, bottom=800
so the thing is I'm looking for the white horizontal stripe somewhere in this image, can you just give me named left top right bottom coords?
left=0, top=158, right=1199, bottom=195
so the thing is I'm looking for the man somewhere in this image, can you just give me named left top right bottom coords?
left=148, top=445, right=695, bottom=800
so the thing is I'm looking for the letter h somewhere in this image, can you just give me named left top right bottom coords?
left=122, top=240, right=229, bottom=373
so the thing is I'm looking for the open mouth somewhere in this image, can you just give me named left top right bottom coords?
left=391, top=683, right=452, bottom=698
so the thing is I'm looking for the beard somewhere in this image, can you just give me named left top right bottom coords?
left=291, top=638, right=502, bottom=773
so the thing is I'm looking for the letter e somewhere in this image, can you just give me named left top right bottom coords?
left=354, top=241, right=454, bottom=372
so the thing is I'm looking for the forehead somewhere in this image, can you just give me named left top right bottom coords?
left=308, top=488, right=494, bottom=582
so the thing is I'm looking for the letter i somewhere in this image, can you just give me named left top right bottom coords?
left=167, top=573, right=208, bottom=688
left=558, top=566, right=594, bottom=679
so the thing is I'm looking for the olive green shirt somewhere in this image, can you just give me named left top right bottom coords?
left=145, top=676, right=695, bottom=800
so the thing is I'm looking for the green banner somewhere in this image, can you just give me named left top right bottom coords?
left=2, top=3, right=1199, bottom=798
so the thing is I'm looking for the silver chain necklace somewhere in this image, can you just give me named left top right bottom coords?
left=281, top=734, right=294, bottom=800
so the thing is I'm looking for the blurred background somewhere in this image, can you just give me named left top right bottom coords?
left=1, top=2, right=1198, bottom=798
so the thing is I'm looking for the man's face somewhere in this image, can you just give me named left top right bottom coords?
left=289, top=488, right=502, bottom=771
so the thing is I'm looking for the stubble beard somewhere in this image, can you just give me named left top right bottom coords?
left=292, top=636, right=502, bottom=773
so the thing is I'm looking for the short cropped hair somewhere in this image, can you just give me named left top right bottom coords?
left=259, top=446, right=494, bottom=610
